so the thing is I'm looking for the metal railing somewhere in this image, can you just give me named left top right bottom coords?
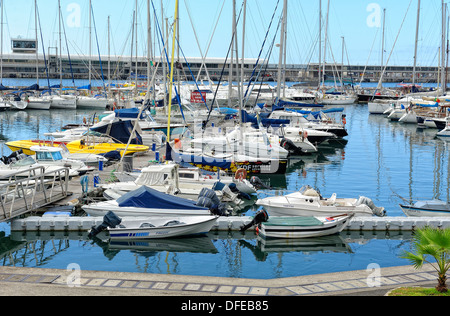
left=0, top=166, right=70, bottom=222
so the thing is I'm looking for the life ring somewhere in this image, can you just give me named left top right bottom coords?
left=235, top=168, right=247, bottom=181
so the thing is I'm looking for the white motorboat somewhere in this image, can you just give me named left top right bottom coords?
left=239, top=209, right=353, bottom=239
left=258, top=213, right=353, bottom=239
left=0, top=149, right=84, bottom=178
left=278, top=127, right=318, bottom=154
left=108, top=215, right=218, bottom=239
left=268, top=110, right=348, bottom=138
left=30, top=145, right=94, bottom=175
left=400, top=200, right=450, bottom=217
left=256, top=185, right=386, bottom=217
left=102, top=163, right=246, bottom=208
left=87, top=211, right=219, bottom=240
left=82, top=186, right=214, bottom=217
left=276, top=126, right=336, bottom=147
left=186, top=125, right=289, bottom=160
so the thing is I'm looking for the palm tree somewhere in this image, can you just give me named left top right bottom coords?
left=401, top=226, right=450, bottom=293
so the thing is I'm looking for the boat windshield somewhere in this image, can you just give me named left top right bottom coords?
left=36, top=150, right=63, bottom=161
left=11, top=156, right=36, bottom=167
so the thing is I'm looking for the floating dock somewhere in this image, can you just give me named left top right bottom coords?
left=10, top=215, right=450, bottom=233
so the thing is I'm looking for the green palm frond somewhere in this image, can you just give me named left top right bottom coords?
left=400, top=250, right=425, bottom=269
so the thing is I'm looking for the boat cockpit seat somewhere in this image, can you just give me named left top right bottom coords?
left=304, top=188, right=320, bottom=197
left=329, top=193, right=336, bottom=204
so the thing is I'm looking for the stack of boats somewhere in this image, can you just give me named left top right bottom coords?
left=3, top=82, right=366, bottom=240
left=367, top=91, right=450, bottom=132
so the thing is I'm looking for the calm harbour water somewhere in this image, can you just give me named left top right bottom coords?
left=0, top=98, right=448, bottom=279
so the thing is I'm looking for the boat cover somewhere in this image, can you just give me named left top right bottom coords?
left=165, top=143, right=232, bottom=170
left=114, top=108, right=146, bottom=120
left=116, top=186, right=208, bottom=210
left=90, top=120, right=143, bottom=145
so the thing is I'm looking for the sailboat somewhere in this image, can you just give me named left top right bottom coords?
left=76, top=1, right=108, bottom=109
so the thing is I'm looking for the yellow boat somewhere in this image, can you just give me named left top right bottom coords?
left=6, top=139, right=149, bottom=156
left=65, top=139, right=149, bottom=156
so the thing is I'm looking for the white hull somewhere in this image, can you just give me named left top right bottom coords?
left=50, top=96, right=77, bottom=109
left=26, top=97, right=51, bottom=110
left=398, top=112, right=417, bottom=123
left=9, top=101, right=27, bottom=110
left=108, top=216, right=219, bottom=239
left=256, top=186, right=386, bottom=217
left=77, top=96, right=108, bottom=109
left=387, top=109, right=405, bottom=121
left=320, top=96, right=357, bottom=105
left=400, top=200, right=450, bottom=217
left=259, top=215, right=352, bottom=239
left=368, top=102, right=391, bottom=114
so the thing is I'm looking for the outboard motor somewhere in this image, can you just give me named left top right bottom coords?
left=228, top=183, right=251, bottom=200
left=88, top=211, right=122, bottom=239
left=250, top=176, right=271, bottom=190
left=280, top=138, right=301, bottom=154
left=240, top=210, right=269, bottom=232
left=196, top=187, right=228, bottom=216
left=356, top=196, right=386, bottom=217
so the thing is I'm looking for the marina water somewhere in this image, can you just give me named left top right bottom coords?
left=0, top=97, right=448, bottom=279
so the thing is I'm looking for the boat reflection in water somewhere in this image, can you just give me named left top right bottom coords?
left=4, top=229, right=414, bottom=278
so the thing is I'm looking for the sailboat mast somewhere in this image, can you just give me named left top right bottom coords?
left=228, top=0, right=236, bottom=108
left=89, top=0, right=92, bottom=86
left=108, top=15, right=111, bottom=92
left=442, top=0, right=447, bottom=92
left=166, top=0, right=179, bottom=144
left=412, top=0, right=420, bottom=86
left=240, top=0, right=246, bottom=114
left=0, top=0, right=3, bottom=85
left=321, top=0, right=330, bottom=88
left=35, top=0, right=38, bottom=84
left=318, top=0, right=321, bottom=87
left=276, top=0, right=287, bottom=100
left=59, top=0, right=63, bottom=91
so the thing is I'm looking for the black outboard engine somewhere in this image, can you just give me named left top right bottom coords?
left=240, top=210, right=269, bottom=232
left=88, top=211, right=122, bottom=239
left=250, top=176, right=271, bottom=190
left=196, top=188, right=228, bottom=216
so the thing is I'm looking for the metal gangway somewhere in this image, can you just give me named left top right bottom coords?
left=0, top=166, right=71, bottom=222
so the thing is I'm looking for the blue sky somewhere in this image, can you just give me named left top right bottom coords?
left=1, top=0, right=446, bottom=67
